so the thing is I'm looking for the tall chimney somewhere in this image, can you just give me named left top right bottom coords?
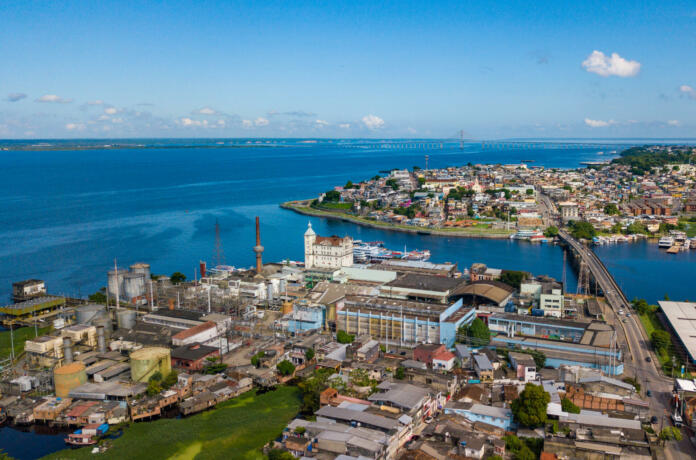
left=253, top=216, right=264, bottom=274
left=97, top=326, right=106, bottom=353
left=63, top=338, right=73, bottom=364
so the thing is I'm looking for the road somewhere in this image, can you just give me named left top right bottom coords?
left=539, top=195, right=694, bottom=458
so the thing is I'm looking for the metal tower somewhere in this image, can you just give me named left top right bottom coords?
left=214, top=219, right=225, bottom=267
left=253, top=216, right=264, bottom=274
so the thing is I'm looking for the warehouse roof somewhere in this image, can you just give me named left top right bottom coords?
left=658, top=301, right=696, bottom=361
left=385, top=273, right=464, bottom=292
left=451, top=281, right=514, bottom=305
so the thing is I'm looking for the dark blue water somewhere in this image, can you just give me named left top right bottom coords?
left=0, top=425, right=67, bottom=459
left=0, top=139, right=686, bottom=306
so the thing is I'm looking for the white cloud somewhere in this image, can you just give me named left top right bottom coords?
left=87, top=100, right=105, bottom=105
left=36, top=94, right=73, bottom=103
left=315, top=119, right=329, bottom=127
left=582, top=50, right=641, bottom=77
left=104, top=107, right=118, bottom=115
left=179, top=117, right=209, bottom=127
left=217, top=119, right=226, bottom=127
left=242, top=119, right=253, bottom=128
left=680, top=85, right=696, bottom=99
left=584, top=118, right=615, bottom=128
left=65, top=123, right=85, bottom=130
left=339, top=123, right=351, bottom=129
left=667, top=120, right=681, bottom=126
left=254, top=117, right=269, bottom=127
left=197, top=107, right=217, bottom=115
left=362, top=114, right=385, bottom=130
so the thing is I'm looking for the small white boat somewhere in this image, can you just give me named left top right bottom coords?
left=658, top=236, right=674, bottom=248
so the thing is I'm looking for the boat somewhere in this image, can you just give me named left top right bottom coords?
left=658, top=236, right=674, bottom=248
left=65, top=423, right=109, bottom=446
left=667, top=246, right=680, bottom=254
left=353, top=241, right=430, bottom=262
left=510, top=229, right=544, bottom=240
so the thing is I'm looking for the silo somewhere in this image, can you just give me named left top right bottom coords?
left=266, top=284, right=274, bottom=301
left=123, top=273, right=146, bottom=300
left=116, top=310, right=136, bottom=330
left=76, top=304, right=106, bottom=325
left=129, top=262, right=151, bottom=280
left=282, top=301, right=294, bottom=315
left=130, top=347, right=172, bottom=382
left=107, top=269, right=128, bottom=298
left=54, top=362, right=87, bottom=398
left=279, top=279, right=287, bottom=295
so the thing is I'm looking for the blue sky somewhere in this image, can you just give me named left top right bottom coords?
left=1, top=0, right=695, bottom=138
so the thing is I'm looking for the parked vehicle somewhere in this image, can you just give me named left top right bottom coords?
left=647, top=390, right=652, bottom=397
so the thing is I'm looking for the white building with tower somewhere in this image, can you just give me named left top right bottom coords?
left=304, top=223, right=353, bottom=269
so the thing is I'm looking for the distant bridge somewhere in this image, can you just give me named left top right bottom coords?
left=336, top=139, right=640, bottom=151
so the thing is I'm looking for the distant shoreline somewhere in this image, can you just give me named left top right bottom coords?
left=280, top=200, right=514, bottom=239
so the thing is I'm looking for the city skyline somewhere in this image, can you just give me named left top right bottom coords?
left=1, top=0, right=695, bottom=139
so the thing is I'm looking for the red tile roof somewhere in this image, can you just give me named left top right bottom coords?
left=172, top=321, right=216, bottom=340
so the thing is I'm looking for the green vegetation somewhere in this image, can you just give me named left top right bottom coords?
left=660, top=426, right=683, bottom=442
left=44, top=387, right=301, bottom=460
left=304, top=348, right=315, bottom=362
left=626, top=221, right=649, bottom=235
left=457, top=317, right=491, bottom=346
left=385, top=178, right=399, bottom=190
left=267, top=449, right=295, bottom=460
left=323, top=190, right=341, bottom=202
left=499, top=270, right=529, bottom=290
left=277, top=360, right=296, bottom=376
left=604, top=203, right=620, bottom=215
left=297, top=368, right=335, bottom=414
left=622, top=376, right=641, bottom=392
left=394, top=204, right=421, bottom=219
left=251, top=351, right=265, bottom=368
left=561, top=397, right=580, bottom=414
left=633, top=298, right=683, bottom=375
left=567, top=220, right=596, bottom=240
left=612, top=146, right=696, bottom=175
left=447, top=186, right=475, bottom=200
left=170, top=272, right=186, bottom=284
left=0, top=326, right=51, bottom=360
left=503, top=434, right=540, bottom=460
left=336, top=330, right=354, bottom=344
left=544, top=225, right=559, bottom=237
left=315, top=201, right=353, bottom=211
left=344, top=180, right=354, bottom=189
left=485, top=188, right=512, bottom=200
left=525, top=188, right=534, bottom=195
left=394, top=366, right=405, bottom=380
left=203, top=356, right=228, bottom=374
left=88, top=289, right=107, bottom=304
left=511, top=383, right=550, bottom=428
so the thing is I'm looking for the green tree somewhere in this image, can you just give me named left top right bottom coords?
left=467, top=318, right=491, bottom=345
left=511, top=383, right=550, bottom=427
left=385, top=178, right=399, bottom=190
left=170, top=272, right=186, bottom=284
left=525, top=188, right=534, bottom=195
left=568, top=221, right=596, bottom=240
left=604, top=203, right=620, bottom=215
left=344, top=180, right=354, bottom=189
left=651, top=330, right=671, bottom=352
left=626, top=221, right=648, bottom=235
left=304, top=348, right=315, bottom=362
left=251, top=351, right=265, bottom=368
left=204, top=356, right=228, bottom=374
left=277, top=359, right=296, bottom=376
left=395, top=366, right=405, bottom=380
left=162, top=370, right=179, bottom=389
left=88, top=289, right=107, bottom=304
left=659, top=426, right=683, bottom=442
left=336, top=330, right=355, bottom=344
left=298, top=368, right=334, bottom=414
left=561, top=397, right=580, bottom=414
left=544, top=226, right=559, bottom=237
left=500, top=270, right=529, bottom=289
left=323, top=190, right=341, bottom=202
left=146, top=379, right=162, bottom=396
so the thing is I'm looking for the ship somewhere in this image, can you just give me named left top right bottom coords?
left=353, top=241, right=430, bottom=262
left=658, top=236, right=674, bottom=248
left=510, top=229, right=547, bottom=242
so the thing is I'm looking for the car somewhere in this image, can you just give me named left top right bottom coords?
left=424, top=417, right=433, bottom=424
left=646, top=356, right=652, bottom=362
left=647, top=390, right=652, bottom=397
left=651, top=416, right=658, bottom=424
left=400, top=351, right=406, bottom=356
left=622, top=319, right=627, bottom=323
left=626, top=313, right=631, bottom=317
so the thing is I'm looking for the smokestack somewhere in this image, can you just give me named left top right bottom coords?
left=199, top=261, right=207, bottom=279
left=63, top=338, right=73, bottom=364
left=253, top=216, right=264, bottom=275
left=97, top=326, right=106, bottom=353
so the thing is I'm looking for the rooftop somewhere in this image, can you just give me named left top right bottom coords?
left=658, top=301, right=696, bottom=360
left=385, top=273, right=464, bottom=292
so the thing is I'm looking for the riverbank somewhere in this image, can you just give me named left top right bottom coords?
left=281, top=200, right=515, bottom=239
left=43, top=386, right=301, bottom=460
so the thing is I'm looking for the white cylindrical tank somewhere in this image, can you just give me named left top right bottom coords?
left=76, top=304, right=106, bottom=324
left=279, top=279, right=287, bottom=295
left=107, top=269, right=128, bottom=298
left=123, top=273, right=146, bottom=300
left=130, top=263, right=151, bottom=280
left=267, top=284, right=274, bottom=301
left=117, top=310, right=137, bottom=330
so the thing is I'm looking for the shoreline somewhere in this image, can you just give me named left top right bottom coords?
left=280, top=200, right=515, bottom=239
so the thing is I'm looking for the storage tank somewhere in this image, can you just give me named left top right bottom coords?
left=54, top=362, right=87, bottom=398
left=129, top=262, right=151, bottom=280
left=282, top=301, right=293, bottom=315
left=279, top=279, right=287, bottom=295
left=130, top=347, right=171, bottom=382
left=116, top=310, right=136, bottom=330
left=266, top=284, right=274, bottom=301
left=76, top=304, right=106, bottom=324
left=107, top=269, right=128, bottom=298
left=123, top=272, right=146, bottom=300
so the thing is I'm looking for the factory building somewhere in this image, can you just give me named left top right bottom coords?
left=380, top=273, right=466, bottom=304
left=12, top=279, right=46, bottom=302
left=304, top=223, right=353, bottom=270
left=107, top=262, right=151, bottom=305
left=658, top=301, right=696, bottom=365
left=336, top=297, right=475, bottom=347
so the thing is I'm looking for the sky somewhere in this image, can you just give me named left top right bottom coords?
left=1, top=0, right=695, bottom=139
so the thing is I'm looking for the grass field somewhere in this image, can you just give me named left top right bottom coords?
left=0, top=326, right=51, bottom=360
left=43, top=386, right=301, bottom=460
